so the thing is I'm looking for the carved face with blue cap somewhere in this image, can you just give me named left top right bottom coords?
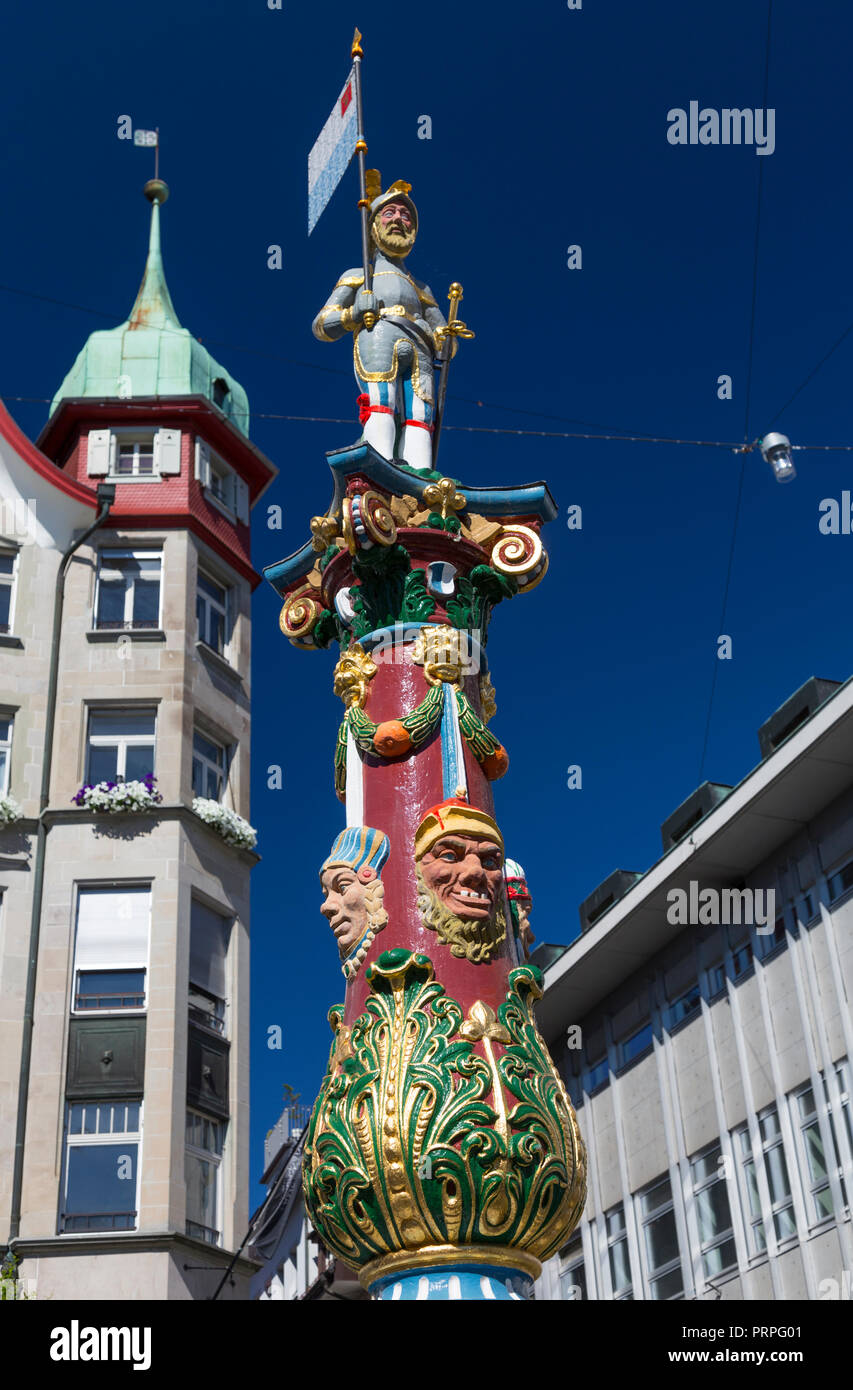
left=320, top=827, right=390, bottom=978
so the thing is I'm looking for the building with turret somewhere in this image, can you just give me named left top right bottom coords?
left=0, top=180, right=276, bottom=1299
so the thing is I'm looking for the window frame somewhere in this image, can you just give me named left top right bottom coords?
left=185, top=1108, right=226, bottom=1247
left=192, top=728, right=229, bottom=803
left=734, top=1105, right=797, bottom=1255
left=85, top=707, right=157, bottom=786
left=556, top=1234, right=587, bottom=1300
left=689, top=1143, right=737, bottom=1280
left=60, top=1100, right=143, bottom=1234
left=112, top=431, right=156, bottom=480
left=618, top=1022, right=654, bottom=1069
left=71, top=884, right=151, bottom=1017
left=605, top=1204, right=633, bottom=1298
left=638, top=1175, right=684, bottom=1300
left=0, top=546, right=18, bottom=636
left=791, top=1073, right=850, bottom=1227
left=196, top=568, right=231, bottom=659
left=93, top=549, right=163, bottom=633
left=0, top=712, right=13, bottom=795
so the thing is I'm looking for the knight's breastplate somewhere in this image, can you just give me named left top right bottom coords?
left=372, top=269, right=423, bottom=323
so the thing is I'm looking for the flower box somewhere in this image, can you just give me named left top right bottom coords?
left=192, top=797, right=257, bottom=851
left=72, top=774, right=163, bottom=814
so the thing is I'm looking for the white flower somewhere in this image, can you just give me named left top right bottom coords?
left=74, top=779, right=163, bottom=814
left=192, top=797, right=258, bottom=850
left=0, top=794, right=23, bottom=827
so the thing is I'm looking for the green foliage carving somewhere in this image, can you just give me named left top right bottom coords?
left=350, top=543, right=411, bottom=639
left=302, top=951, right=587, bottom=1273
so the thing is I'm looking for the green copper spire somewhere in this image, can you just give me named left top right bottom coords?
left=50, top=181, right=249, bottom=435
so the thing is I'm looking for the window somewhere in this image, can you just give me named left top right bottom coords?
left=74, top=969, right=145, bottom=1010
left=585, top=1057, right=609, bottom=1094
left=86, top=709, right=156, bottom=784
left=194, top=440, right=249, bottom=523
left=72, top=887, right=150, bottom=1014
left=756, top=916, right=787, bottom=960
left=669, top=985, right=701, bottom=1027
left=620, top=1023, right=653, bottom=1067
left=0, top=550, right=16, bottom=634
left=794, top=1074, right=850, bottom=1224
left=189, top=901, right=230, bottom=1035
left=197, top=571, right=229, bottom=656
left=557, top=1235, right=586, bottom=1300
left=690, top=1145, right=736, bottom=1278
left=800, top=892, right=816, bottom=922
left=828, top=860, right=853, bottom=903
left=60, top=1102, right=141, bottom=1232
left=605, top=1205, right=632, bottom=1298
left=94, top=551, right=162, bottom=631
left=0, top=715, right=12, bottom=795
left=735, top=1106, right=796, bottom=1254
left=707, top=961, right=726, bottom=998
left=115, top=434, right=155, bottom=478
left=731, top=942, right=753, bottom=980
left=186, top=1110, right=225, bottom=1245
left=212, top=378, right=229, bottom=410
left=639, top=1176, right=683, bottom=1300
left=193, top=730, right=227, bottom=802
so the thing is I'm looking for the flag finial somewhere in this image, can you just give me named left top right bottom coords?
left=351, top=27, right=363, bottom=58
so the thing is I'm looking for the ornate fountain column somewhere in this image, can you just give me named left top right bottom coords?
left=266, top=446, right=587, bottom=1300
left=265, top=169, right=585, bottom=1300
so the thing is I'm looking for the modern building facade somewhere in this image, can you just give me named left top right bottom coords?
left=0, top=180, right=276, bottom=1299
left=536, top=674, right=853, bottom=1301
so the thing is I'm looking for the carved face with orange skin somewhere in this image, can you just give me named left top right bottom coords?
left=320, top=865, right=375, bottom=958
left=418, top=834, right=504, bottom=921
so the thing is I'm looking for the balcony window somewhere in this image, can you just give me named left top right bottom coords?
left=94, top=551, right=161, bottom=631
left=186, top=1110, right=225, bottom=1246
left=192, top=730, right=227, bottom=802
left=60, top=1101, right=141, bottom=1232
left=0, top=550, right=16, bottom=634
left=86, top=709, right=156, bottom=785
left=639, top=1176, right=683, bottom=1300
left=197, top=572, right=229, bottom=656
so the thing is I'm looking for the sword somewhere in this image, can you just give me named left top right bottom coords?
left=432, top=283, right=474, bottom=469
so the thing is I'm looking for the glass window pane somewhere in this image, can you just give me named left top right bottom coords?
left=186, top=1153, right=217, bottom=1230
left=76, top=969, right=145, bottom=1008
left=744, top=1158, right=761, bottom=1220
left=126, top=1102, right=140, bottom=1131
left=89, top=711, right=155, bottom=738
left=96, top=579, right=126, bottom=628
left=759, top=1107, right=781, bottom=1141
left=609, top=1236, right=631, bottom=1293
left=606, top=1207, right=626, bottom=1238
left=199, top=573, right=226, bottom=605
left=695, top=1180, right=731, bottom=1244
left=623, top=1024, right=653, bottom=1063
left=650, top=1266, right=682, bottom=1300
left=766, top=1145, right=792, bottom=1206
left=65, top=1143, right=138, bottom=1220
left=774, top=1205, right=797, bottom=1242
left=68, top=1105, right=84, bottom=1135
left=0, top=586, right=9, bottom=631
left=559, top=1264, right=585, bottom=1300
left=87, top=745, right=118, bottom=784
left=645, top=1209, right=679, bottom=1271
left=132, top=579, right=160, bottom=627
left=83, top=1107, right=97, bottom=1135
left=0, top=555, right=15, bottom=575
left=641, top=1177, right=672, bottom=1216
left=814, top=1185, right=834, bottom=1221
left=691, top=1147, right=720, bottom=1186
left=124, top=745, right=155, bottom=783
left=804, top=1122, right=829, bottom=1183
left=798, top=1088, right=816, bottom=1120
left=194, top=732, right=222, bottom=764
left=702, top=1237, right=736, bottom=1278
left=0, top=748, right=7, bottom=792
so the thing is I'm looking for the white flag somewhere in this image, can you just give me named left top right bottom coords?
left=134, top=130, right=158, bottom=147
left=308, top=69, right=358, bottom=234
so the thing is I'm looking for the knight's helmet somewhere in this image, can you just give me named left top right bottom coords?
left=365, top=170, right=418, bottom=243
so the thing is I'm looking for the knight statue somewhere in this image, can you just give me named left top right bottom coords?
left=312, top=172, right=454, bottom=474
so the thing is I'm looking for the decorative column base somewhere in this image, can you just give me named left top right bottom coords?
left=365, top=1247, right=538, bottom=1301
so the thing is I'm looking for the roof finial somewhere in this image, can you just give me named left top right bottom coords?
left=128, top=180, right=179, bottom=330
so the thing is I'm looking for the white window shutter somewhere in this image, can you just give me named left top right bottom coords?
left=194, top=438, right=211, bottom=488
left=156, top=428, right=182, bottom=475
left=87, top=429, right=112, bottom=477
left=74, top=887, right=151, bottom=970
left=235, top=476, right=250, bottom=524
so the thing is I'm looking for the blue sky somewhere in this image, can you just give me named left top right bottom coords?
left=2, top=0, right=852, bottom=1206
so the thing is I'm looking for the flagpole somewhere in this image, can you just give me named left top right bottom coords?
left=154, top=128, right=159, bottom=181
left=351, top=28, right=375, bottom=327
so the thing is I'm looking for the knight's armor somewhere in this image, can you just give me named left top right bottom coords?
left=312, top=176, right=450, bottom=473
